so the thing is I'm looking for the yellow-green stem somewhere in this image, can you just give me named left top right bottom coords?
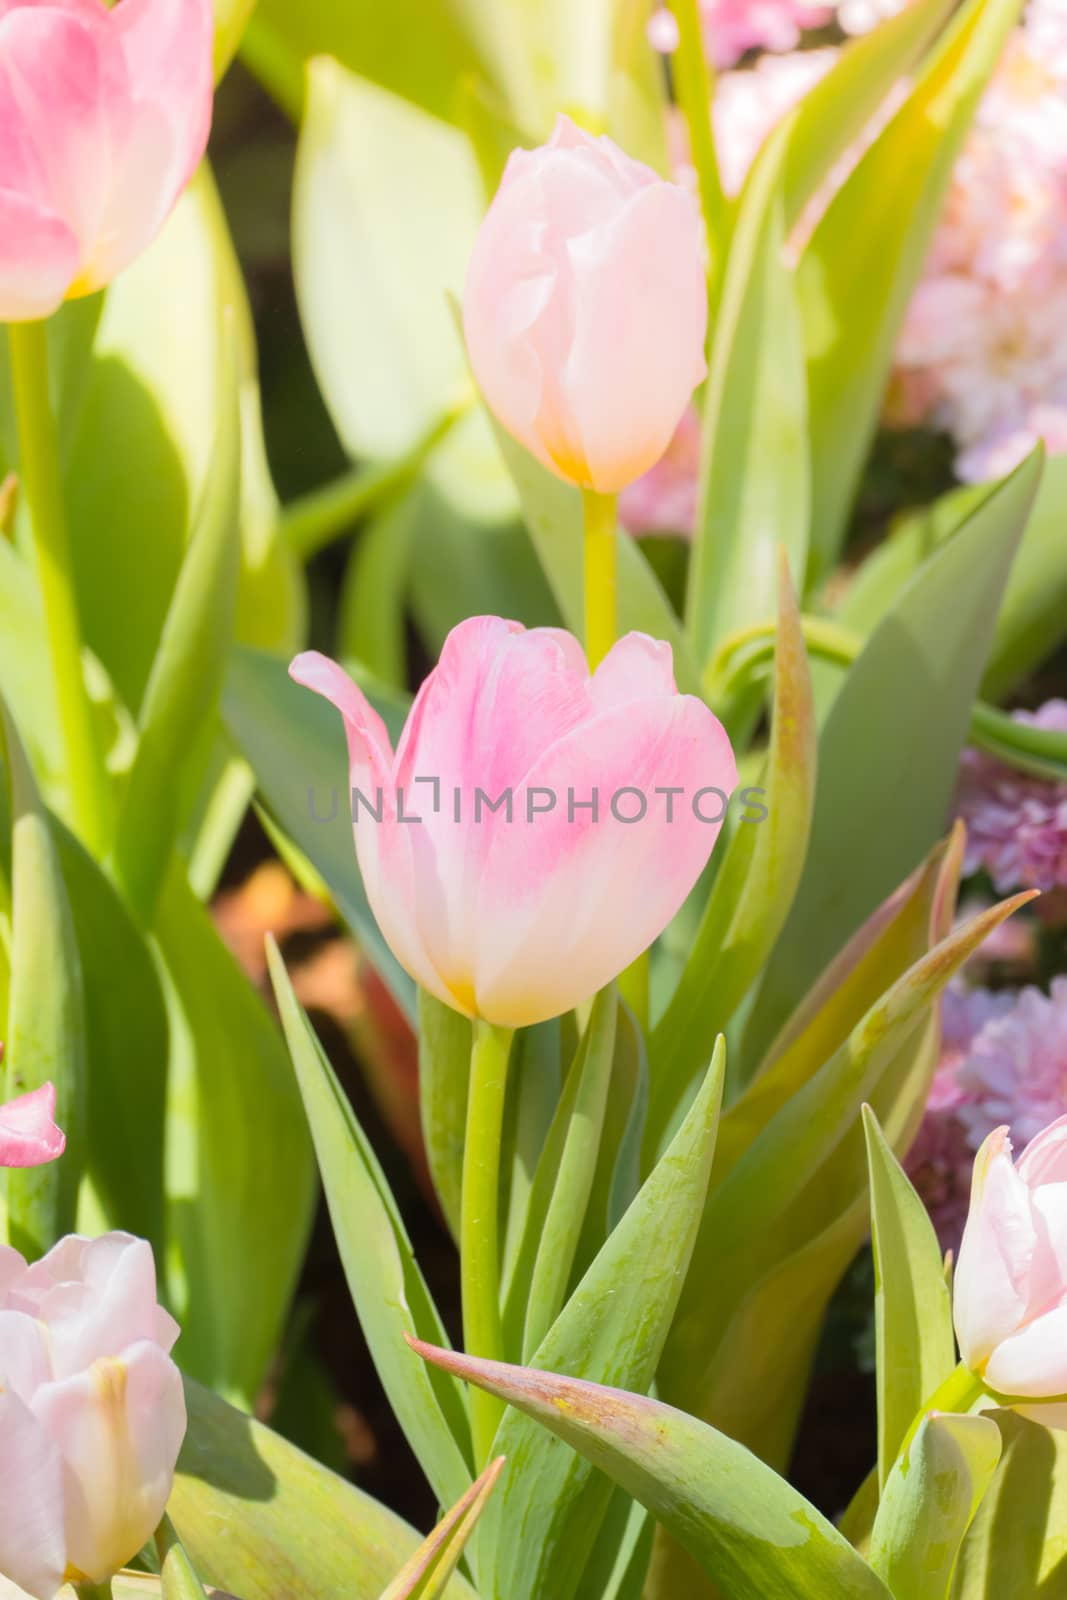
left=461, top=1018, right=514, bottom=1463
left=896, top=1362, right=986, bottom=1467
left=74, top=1584, right=113, bottom=1600
left=8, top=320, right=109, bottom=855
left=581, top=489, right=617, bottom=671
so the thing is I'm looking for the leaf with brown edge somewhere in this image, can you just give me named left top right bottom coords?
left=379, top=1456, right=505, bottom=1600
left=405, top=1339, right=891, bottom=1600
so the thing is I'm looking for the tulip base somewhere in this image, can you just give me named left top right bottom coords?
left=461, top=1019, right=515, bottom=1464
left=73, top=1583, right=113, bottom=1600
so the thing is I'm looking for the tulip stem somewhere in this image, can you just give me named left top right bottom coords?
left=8, top=320, right=109, bottom=855
left=74, top=1584, right=113, bottom=1600
left=581, top=489, right=617, bottom=672
left=667, top=0, right=727, bottom=259
left=461, top=1018, right=514, bottom=1464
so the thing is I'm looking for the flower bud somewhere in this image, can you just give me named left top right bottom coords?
left=0, top=1083, right=65, bottom=1168
left=463, top=115, right=707, bottom=494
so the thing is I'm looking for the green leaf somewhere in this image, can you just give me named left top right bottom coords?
left=863, top=1104, right=955, bottom=1490
left=267, top=940, right=473, bottom=1506
left=112, top=332, right=242, bottom=924
left=411, top=1342, right=892, bottom=1600
left=501, top=1019, right=565, bottom=1285
left=492, top=424, right=703, bottom=695
left=608, top=0, right=671, bottom=173
left=380, top=1456, right=505, bottom=1600
left=780, top=0, right=959, bottom=228
left=745, top=446, right=1038, bottom=1067
left=649, top=552, right=815, bottom=1148
left=172, top=1377, right=479, bottom=1600
left=952, top=1410, right=1067, bottom=1596
left=418, top=986, right=472, bottom=1241
left=686, top=137, right=809, bottom=666
left=248, top=0, right=490, bottom=123
left=572, top=1001, right=648, bottom=1284
left=221, top=643, right=415, bottom=1018
left=1, top=704, right=85, bottom=1256
left=293, top=61, right=515, bottom=523
left=214, top=0, right=256, bottom=78
left=154, top=871, right=315, bottom=1404
left=799, top=0, right=1024, bottom=575
left=476, top=1043, right=725, bottom=1600
left=158, top=1516, right=209, bottom=1600
left=337, top=489, right=416, bottom=688
left=870, top=1413, right=1001, bottom=1600
left=503, top=987, right=618, bottom=1362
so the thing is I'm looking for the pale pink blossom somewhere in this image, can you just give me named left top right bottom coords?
left=712, top=48, right=840, bottom=198
left=955, top=1111, right=1067, bottom=1420
left=697, top=0, right=832, bottom=68
left=0, top=1233, right=185, bottom=1598
left=0, top=1083, right=64, bottom=1169
left=291, top=617, right=736, bottom=1028
left=618, top=402, right=702, bottom=536
left=0, top=0, right=214, bottom=320
left=463, top=115, right=707, bottom=494
left=954, top=702, right=1067, bottom=893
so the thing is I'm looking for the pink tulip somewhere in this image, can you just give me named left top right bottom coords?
left=0, top=1082, right=65, bottom=1168
left=463, top=115, right=708, bottom=495
left=0, top=0, right=214, bottom=321
left=291, top=617, right=736, bottom=1028
left=954, top=1114, right=1067, bottom=1424
left=0, top=1232, right=185, bottom=1598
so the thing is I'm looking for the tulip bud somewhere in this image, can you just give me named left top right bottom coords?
left=463, top=114, right=708, bottom=494
left=291, top=616, right=736, bottom=1028
left=0, top=1233, right=186, bottom=1598
left=0, top=0, right=214, bottom=321
left=0, top=1083, right=65, bottom=1168
left=954, top=1116, right=1067, bottom=1427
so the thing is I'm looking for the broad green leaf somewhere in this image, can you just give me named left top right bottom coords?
left=837, top=459, right=1067, bottom=703
left=1, top=705, right=85, bottom=1256
left=780, top=0, right=959, bottom=228
left=864, top=1105, right=955, bottom=1490
left=501, top=1019, right=565, bottom=1284
left=799, top=0, right=1024, bottom=574
left=112, top=336, right=241, bottom=924
left=952, top=1411, right=1067, bottom=1596
left=110, top=1579, right=225, bottom=1600
left=158, top=1517, right=209, bottom=1600
left=154, top=871, right=315, bottom=1403
left=871, top=1413, right=1001, bottom=1600
left=493, top=424, right=703, bottom=695
left=214, top=0, right=256, bottom=78
left=172, top=1377, right=478, bottom=1600
left=477, top=1045, right=725, bottom=1600
left=337, top=489, right=416, bottom=688
left=418, top=987, right=472, bottom=1241
left=650, top=553, right=815, bottom=1149
left=503, top=987, right=617, bottom=1361
left=248, top=0, right=489, bottom=123
left=221, top=643, right=415, bottom=1018
left=745, top=447, right=1038, bottom=1067
left=293, top=61, right=514, bottom=523
left=412, top=1343, right=892, bottom=1600
left=686, top=136, right=809, bottom=666
left=54, top=820, right=168, bottom=1254
left=380, top=1456, right=505, bottom=1600
left=575, top=1491, right=653, bottom=1600
left=608, top=0, right=670, bottom=173
left=572, top=1001, right=648, bottom=1284
left=447, top=0, right=615, bottom=134
left=0, top=540, right=61, bottom=793
left=267, top=942, right=473, bottom=1507
left=665, top=891, right=1028, bottom=1424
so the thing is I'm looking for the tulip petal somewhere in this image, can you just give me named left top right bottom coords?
left=563, top=181, right=707, bottom=494
left=33, top=1341, right=186, bottom=1585
left=953, top=1129, right=1035, bottom=1372
left=475, top=677, right=736, bottom=1026
left=112, top=0, right=213, bottom=188
left=984, top=1302, right=1067, bottom=1397
left=0, top=1083, right=65, bottom=1169
left=0, top=1383, right=66, bottom=1600
left=16, top=1234, right=169, bottom=1378
left=0, top=1309, right=52, bottom=1400
left=1017, top=1112, right=1067, bottom=1187
left=0, top=188, right=77, bottom=319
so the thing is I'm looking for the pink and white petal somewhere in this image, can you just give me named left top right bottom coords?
left=983, top=1302, right=1067, bottom=1397
left=589, top=632, right=680, bottom=707
left=1023, top=1181, right=1067, bottom=1323
left=1018, top=1113, right=1067, bottom=1187
left=474, top=691, right=736, bottom=1026
left=0, top=1084, right=65, bottom=1168
left=72, top=101, right=176, bottom=293
left=289, top=652, right=395, bottom=795
left=112, top=0, right=213, bottom=192
left=31, top=1234, right=163, bottom=1377
left=1013, top=1400, right=1067, bottom=1431
left=0, top=8, right=128, bottom=252
left=34, top=1342, right=186, bottom=1584
left=0, top=1309, right=53, bottom=1399
left=563, top=182, right=707, bottom=494
left=0, top=189, right=78, bottom=320
left=0, top=1244, right=29, bottom=1301
left=953, top=1131, right=1035, bottom=1370
left=0, top=1384, right=66, bottom=1600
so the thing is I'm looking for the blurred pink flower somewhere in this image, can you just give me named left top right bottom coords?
left=697, top=0, right=832, bottom=68
left=291, top=617, right=737, bottom=1028
left=712, top=48, right=840, bottom=197
left=0, top=0, right=214, bottom=319
left=618, top=403, right=703, bottom=536
left=464, top=115, right=707, bottom=494
left=954, top=701, right=1067, bottom=894
left=0, top=1083, right=64, bottom=1169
